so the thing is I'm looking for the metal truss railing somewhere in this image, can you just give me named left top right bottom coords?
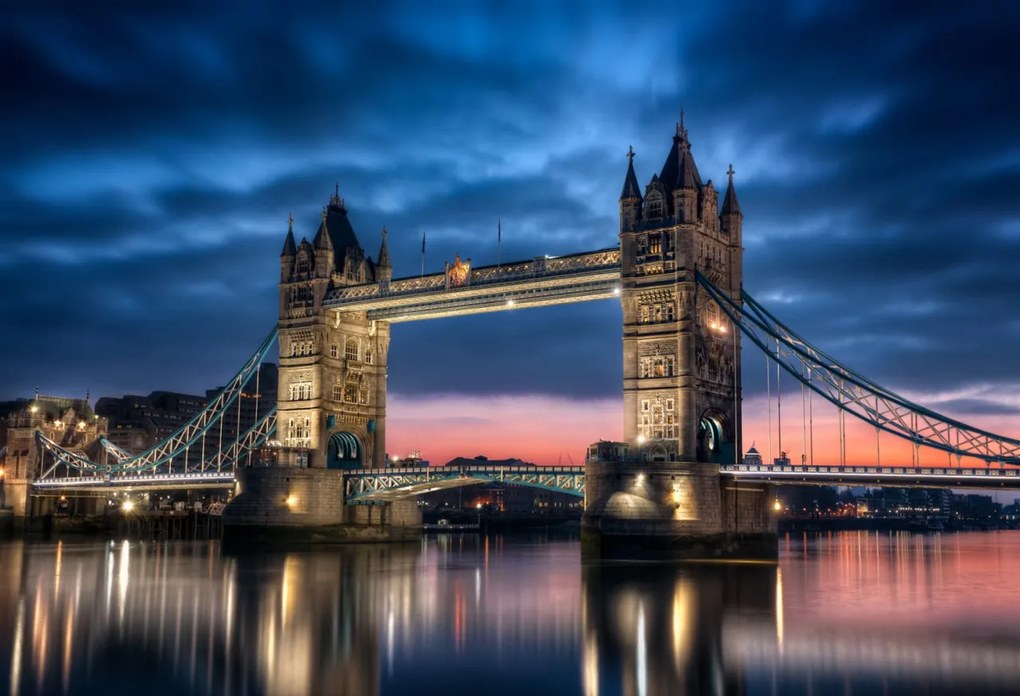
left=37, top=410, right=276, bottom=486
left=723, top=462, right=1020, bottom=490
left=697, top=273, right=1020, bottom=467
left=32, top=471, right=236, bottom=491
left=35, top=328, right=278, bottom=481
left=98, top=437, right=131, bottom=462
left=344, top=465, right=586, bottom=500
left=197, top=410, right=277, bottom=472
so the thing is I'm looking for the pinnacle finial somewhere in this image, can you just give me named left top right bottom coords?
left=288, top=212, right=294, bottom=232
left=321, top=206, right=328, bottom=222
left=335, top=182, right=339, bottom=198
left=382, top=225, right=387, bottom=240
left=727, top=164, right=735, bottom=181
left=626, top=145, right=635, bottom=163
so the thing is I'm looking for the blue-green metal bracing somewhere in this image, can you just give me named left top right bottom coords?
left=34, top=328, right=279, bottom=485
left=696, top=273, right=1020, bottom=466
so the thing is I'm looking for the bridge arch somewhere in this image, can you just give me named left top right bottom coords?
left=327, top=431, right=362, bottom=469
left=697, top=409, right=732, bottom=464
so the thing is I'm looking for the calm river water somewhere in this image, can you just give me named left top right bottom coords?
left=3, top=531, right=1020, bottom=695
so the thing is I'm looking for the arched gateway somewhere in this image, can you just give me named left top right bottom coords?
left=229, top=121, right=776, bottom=558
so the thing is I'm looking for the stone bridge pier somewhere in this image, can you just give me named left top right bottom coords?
left=581, top=124, right=777, bottom=560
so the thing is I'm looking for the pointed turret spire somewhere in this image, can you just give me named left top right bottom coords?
left=314, top=207, right=334, bottom=251
left=280, top=212, right=297, bottom=257
left=722, top=164, right=742, bottom=216
left=620, top=146, right=642, bottom=200
left=377, top=226, right=391, bottom=268
left=660, top=113, right=702, bottom=193
left=329, top=182, right=345, bottom=210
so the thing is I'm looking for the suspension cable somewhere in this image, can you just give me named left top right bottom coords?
left=776, top=347, right=783, bottom=461
left=766, top=342, right=773, bottom=465
left=694, top=273, right=1020, bottom=466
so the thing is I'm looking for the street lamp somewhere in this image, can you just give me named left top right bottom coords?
left=636, top=433, right=646, bottom=462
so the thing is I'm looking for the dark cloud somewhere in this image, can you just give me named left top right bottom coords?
left=2, top=0, right=1019, bottom=428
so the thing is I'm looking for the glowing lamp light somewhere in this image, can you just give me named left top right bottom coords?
left=122, top=500, right=135, bottom=513
left=671, top=488, right=682, bottom=505
left=475, top=503, right=483, bottom=510
left=506, top=299, right=515, bottom=308
left=773, top=500, right=782, bottom=512
left=285, top=495, right=298, bottom=508
left=391, top=455, right=400, bottom=463
left=54, top=420, right=64, bottom=429
left=29, top=405, right=38, bottom=414
left=613, top=286, right=621, bottom=296
left=636, top=434, right=647, bottom=445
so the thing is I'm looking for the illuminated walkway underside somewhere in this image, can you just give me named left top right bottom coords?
left=345, top=465, right=586, bottom=502
left=324, top=248, right=621, bottom=321
left=347, top=462, right=1020, bottom=501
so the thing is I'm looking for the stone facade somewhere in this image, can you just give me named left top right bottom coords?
left=618, top=123, right=743, bottom=463
left=583, top=122, right=776, bottom=559
left=276, top=189, right=391, bottom=470
left=223, top=190, right=420, bottom=539
left=222, top=465, right=421, bottom=541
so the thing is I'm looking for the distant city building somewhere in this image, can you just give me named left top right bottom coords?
left=0, top=394, right=107, bottom=513
left=95, top=364, right=277, bottom=455
left=742, top=445, right=763, bottom=466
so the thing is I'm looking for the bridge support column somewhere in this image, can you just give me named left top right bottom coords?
left=222, top=466, right=421, bottom=543
left=582, top=461, right=776, bottom=559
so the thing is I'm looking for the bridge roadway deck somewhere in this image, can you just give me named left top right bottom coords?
left=722, top=463, right=1020, bottom=489
left=31, top=471, right=235, bottom=493
left=323, top=247, right=622, bottom=321
left=344, top=464, right=586, bottom=502
left=29, top=462, right=1020, bottom=495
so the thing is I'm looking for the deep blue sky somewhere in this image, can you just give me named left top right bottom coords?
left=3, top=1, right=1019, bottom=426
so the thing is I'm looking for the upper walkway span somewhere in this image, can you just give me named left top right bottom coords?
left=323, top=248, right=621, bottom=321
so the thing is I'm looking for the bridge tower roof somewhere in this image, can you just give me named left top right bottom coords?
left=659, top=116, right=703, bottom=192
left=314, top=184, right=365, bottom=267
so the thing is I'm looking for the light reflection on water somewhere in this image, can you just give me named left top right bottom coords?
left=2, top=531, right=1020, bottom=694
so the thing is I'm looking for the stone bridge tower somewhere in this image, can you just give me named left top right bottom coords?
left=224, top=189, right=420, bottom=537
left=583, top=121, right=775, bottom=559
left=276, top=188, right=390, bottom=470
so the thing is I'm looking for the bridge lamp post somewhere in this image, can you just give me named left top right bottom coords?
left=636, top=433, right=646, bottom=463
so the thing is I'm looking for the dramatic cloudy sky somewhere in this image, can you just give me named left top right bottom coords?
left=3, top=1, right=1019, bottom=464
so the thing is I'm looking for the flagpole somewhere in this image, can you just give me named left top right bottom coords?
left=420, top=230, right=426, bottom=278
left=497, top=217, right=501, bottom=270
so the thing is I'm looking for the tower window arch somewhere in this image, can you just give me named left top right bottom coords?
left=647, top=194, right=663, bottom=220
left=345, top=338, right=359, bottom=362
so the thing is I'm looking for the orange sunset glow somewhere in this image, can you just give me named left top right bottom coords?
left=387, top=391, right=1020, bottom=469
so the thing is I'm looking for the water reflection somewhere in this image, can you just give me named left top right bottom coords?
left=582, top=560, right=777, bottom=695
left=2, top=532, right=1020, bottom=694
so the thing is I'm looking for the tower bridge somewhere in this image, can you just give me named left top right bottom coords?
left=24, top=119, right=1020, bottom=558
